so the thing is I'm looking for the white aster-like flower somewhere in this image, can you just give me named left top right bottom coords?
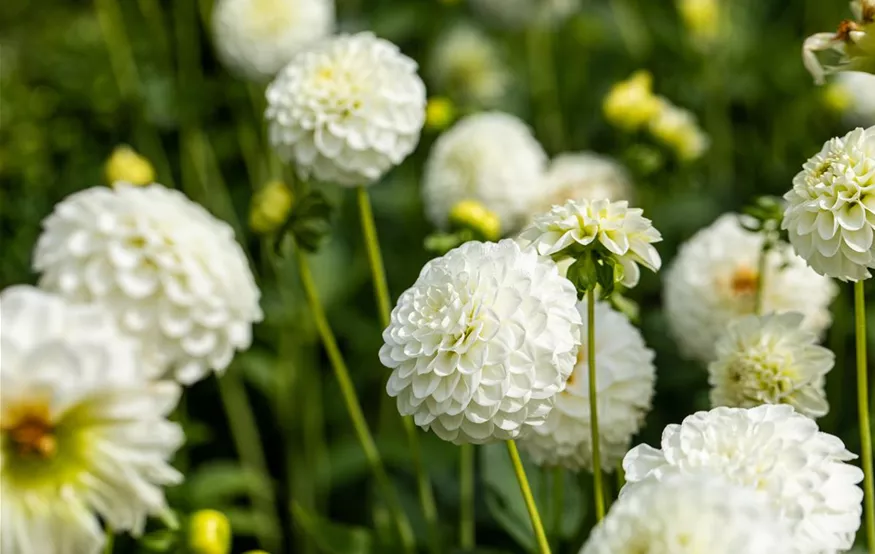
left=212, top=0, right=334, bottom=82
left=836, top=71, right=875, bottom=126
left=380, top=239, right=582, bottom=445
left=664, top=214, right=837, bottom=363
left=266, top=32, right=426, bottom=187
left=33, top=184, right=263, bottom=385
left=709, top=312, right=835, bottom=418
left=580, top=473, right=794, bottom=554
left=423, top=112, right=547, bottom=232
left=0, top=286, right=183, bottom=554
left=428, top=25, right=509, bottom=107
left=468, top=0, right=580, bottom=27
left=782, top=125, right=875, bottom=281
left=623, top=405, right=865, bottom=553
left=519, top=199, right=662, bottom=288
left=518, top=298, right=655, bottom=471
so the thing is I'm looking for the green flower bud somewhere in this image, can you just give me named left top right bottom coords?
left=188, top=510, right=231, bottom=554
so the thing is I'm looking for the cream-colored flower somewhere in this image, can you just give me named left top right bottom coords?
left=648, top=98, right=709, bottom=161
left=836, top=71, right=875, bottom=126
left=803, top=1, right=875, bottom=84
left=602, top=71, right=662, bottom=131
left=428, top=25, right=509, bottom=106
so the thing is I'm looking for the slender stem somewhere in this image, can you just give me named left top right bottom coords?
left=551, top=467, right=564, bottom=548
left=616, top=461, right=626, bottom=490
left=506, top=440, right=551, bottom=554
left=525, top=26, right=565, bottom=152
left=754, top=240, right=769, bottom=316
left=294, top=246, right=416, bottom=553
left=460, top=444, right=475, bottom=549
left=854, top=281, right=875, bottom=554
left=103, top=527, right=113, bottom=554
left=587, top=291, right=606, bottom=521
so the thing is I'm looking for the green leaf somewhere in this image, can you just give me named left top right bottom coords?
left=185, top=461, right=274, bottom=507
left=292, top=503, right=374, bottom=554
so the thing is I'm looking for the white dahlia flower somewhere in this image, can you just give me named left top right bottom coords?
left=423, top=112, right=547, bottom=233
left=33, top=184, right=263, bottom=385
left=0, top=286, right=183, bottom=554
left=428, top=25, right=509, bottom=107
left=623, top=405, right=865, bottom=553
left=782, top=125, right=875, bottom=281
left=266, top=32, right=426, bottom=187
left=836, top=71, right=875, bottom=126
left=380, top=239, right=582, bottom=445
left=664, top=214, right=837, bottom=363
left=468, top=0, right=580, bottom=27
left=709, top=312, right=834, bottom=418
left=518, top=298, right=655, bottom=472
left=212, top=0, right=334, bottom=82
left=519, top=199, right=662, bottom=288
left=580, top=474, right=794, bottom=554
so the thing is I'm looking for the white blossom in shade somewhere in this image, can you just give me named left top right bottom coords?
left=468, top=0, right=580, bottom=27
left=519, top=199, right=662, bottom=288
left=623, top=405, right=865, bottom=553
left=664, top=214, right=838, bottom=363
left=803, top=1, right=874, bottom=84
left=380, top=239, right=582, bottom=445
left=518, top=298, right=655, bottom=472
left=265, top=32, right=426, bottom=187
left=33, top=184, right=263, bottom=385
left=0, top=286, right=183, bottom=554
left=423, top=112, right=547, bottom=232
left=212, top=0, right=334, bottom=82
left=708, top=312, right=835, bottom=418
left=836, top=71, right=875, bottom=126
left=428, top=25, right=509, bottom=107
left=782, top=126, right=875, bottom=281
left=580, top=474, right=794, bottom=554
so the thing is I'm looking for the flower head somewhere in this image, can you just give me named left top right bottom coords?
left=603, top=71, right=662, bottom=131
left=0, top=286, right=183, bottom=554
left=648, top=98, right=709, bottom=161
left=803, top=1, right=875, bottom=84
left=380, top=239, right=582, bottom=444
left=104, top=145, right=155, bottom=186
left=518, top=298, right=655, bottom=471
left=782, top=126, right=875, bottom=281
left=249, top=180, right=294, bottom=234
left=33, top=184, right=263, bottom=385
left=835, top=71, right=875, bottom=126
left=266, top=32, right=426, bottom=187
left=623, top=405, right=865, bottom=553
left=677, top=0, right=721, bottom=44
left=428, top=25, right=509, bottom=106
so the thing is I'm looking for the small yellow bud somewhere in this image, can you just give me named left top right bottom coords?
left=105, top=145, right=155, bottom=187
left=188, top=509, right=231, bottom=554
left=603, top=71, right=662, bottom=131
left=677, top=0, right=720, bottom=42
left=449, top=199, right=501, bottom=241
left=821, top=83, right=853, bottom=113
left=249, top=180, right=295, bottom=235
left=426, top=97, right=456, bottom=131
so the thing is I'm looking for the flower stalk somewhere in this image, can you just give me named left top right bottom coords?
left=460, top=443, right=475, bottom=549
left=854, top=281, right=875, bottom=553
left=506, top=440, right=552, bottom=554
left=587, top=291, right=607, bottom=521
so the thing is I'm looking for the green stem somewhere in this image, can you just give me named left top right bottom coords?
left=460, top=444, right=475, bottom=549
left=754, top=239, right=769, bottom=316
left=854, top=281, right=875, bottom=554
left=616, top=461, right=626, bottom=490
left=551, top=467, right=564, bottom=549
left=587, top=291, right=606, bottom=521
left=506, top=440, right=551, bottom=554
left=525, top=26, right=565, bottom=152
left=103, top=527, right=113, bottom=554
left=294, top=246, right=416, bottom=554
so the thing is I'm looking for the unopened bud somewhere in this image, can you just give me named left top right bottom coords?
left=105, top=145, right=155, bottom=187
left=250, top=180, right=294, bottom=235
left=188, top=509, right=231, bottom=554
left=448, top=199, right=501, bottom=241
left=426, top=97, right=456, bottom=131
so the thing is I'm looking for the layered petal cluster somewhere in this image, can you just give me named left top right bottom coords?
left=580, top=474, right=794, bottom=554
left=664, top=214, right=837, bottom=362
left=33, top=184, right=263, bottom=385
left=623, top=405, right=865, bottom=553
left=266, top=32, right=426, bottom=186
left=519, top=199, right=662, bottom=288
left=518, top=298, right=655, bottom=471
left=428, top=25, right=509, bottom=106
left=782, top=125, right=875, bottom=281
left=0, top=286, right=183, bottom=554
left=212, top=0, right=334, bottom=81
left=709, top=312, right=835, bottom=418
left=423, top=112, right=547, bottom=232
left=380, top=240, right=582, bottom=444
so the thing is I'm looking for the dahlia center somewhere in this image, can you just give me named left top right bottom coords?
left=729, top=266, right=759, bottom=296
left=2, top=402, right=57, bottom=459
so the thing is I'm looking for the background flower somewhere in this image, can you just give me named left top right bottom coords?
left=836, top=71, right=875, bottom=127
left=428, top=24, right=509, bottom=107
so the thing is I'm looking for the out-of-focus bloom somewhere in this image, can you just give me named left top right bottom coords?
left=425, top=97, right=456, bottom=131
left=623, top=405, right=865, bottom=553
left=603, top=71, right=662, bottom=131
left=518, top=298, right=655, bottom=472
left=664, top=214, right=837, bottom=363
left=0, top=286, right=183, bottom=554
left=580, top=474, right=794, bottom=554
left=429, top=25, right=509, bottom=106
left=212, top=0, right=334, bottom=82
left=449, top=199, right=501, bottom=241
left=708, top=312, right=834, bottom=418
left=803, top=1, right=875, bottom=84
left=266, top=32, right=426, bottom=187
left=519, top=199, right=662, bottom=288
left=648, top=98, right=709, bottom=161
left=105, top=145, right=155, bottom=186
left=677, top=0, right=720, bottom=44
left=188, top=509, right=231, bottom=554
left=249, top=180, right=294, bottom=234
left=380, top=240, right=582, bottom=444
left=423, top=112, right=547, bottom=232
left=33, top=184, right=263, bottom=385
left=782, top=125, right=875, bottom=281
left=468, top=0, right=580, bottom=27
left=835, top=71, right=875, bottom=126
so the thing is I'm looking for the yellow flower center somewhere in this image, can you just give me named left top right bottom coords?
left=730, top=266, right=759, bottom=296
left=3, top=402, right=57, bottom=459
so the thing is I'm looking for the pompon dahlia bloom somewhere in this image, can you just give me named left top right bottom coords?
left=380, top=240, right=582, bottom=445
left=266, top=32, right=426, bottom=187
left=709, top=312, right=835, bottom=418
left=428, top=25, right=509, bottom=107
left=519, top=199, right=662, bottom=288
left=623, top=405, right=865, bottom=553
left=580, top=474, right=794, bottom=554
left=212, top=0, right=334, bottom=81
left=0, top=286, right=183, bottom=554
left=782, top=126, right=875, bottom=281
left=423, top=112, right=547, bottom=232
left=664, top=214, right=837, bottom=363
left=33, top=184, right=263, bottom=385
left=518, top=298, right=655, bottom=472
